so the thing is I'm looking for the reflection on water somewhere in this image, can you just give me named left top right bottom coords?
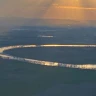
left=0, top=44, right=96, bottom=70
left=38, top=35, right=54, bottom=38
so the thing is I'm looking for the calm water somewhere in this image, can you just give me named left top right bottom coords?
left=0, top=26, right=96, bottom=96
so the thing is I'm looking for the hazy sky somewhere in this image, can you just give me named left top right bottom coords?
left=0, top=0, right=96, bottom=20
left=0, top=0, right=54, bottom=18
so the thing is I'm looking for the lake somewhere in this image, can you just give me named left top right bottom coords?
left=0, top=26, right=96, bottom=96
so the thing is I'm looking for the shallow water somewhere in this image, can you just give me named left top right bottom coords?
left=0, top=26, right=96, bottom=96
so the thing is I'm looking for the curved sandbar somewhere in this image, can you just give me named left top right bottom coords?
left=0, top=44, right=96, bottom=70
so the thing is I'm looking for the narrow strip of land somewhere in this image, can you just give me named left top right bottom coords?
left=0, top=44, right=96, bottom=70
